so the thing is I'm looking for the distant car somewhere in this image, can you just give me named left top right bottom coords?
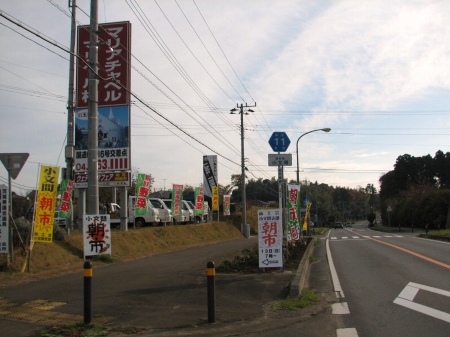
left=54, top=211, right=66, bottom=227
left=345, top=223, right=352, bottom=227
left=335, top=222, right=343, bottom=229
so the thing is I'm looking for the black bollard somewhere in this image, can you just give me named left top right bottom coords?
left=207, top=261, right=216, bottom=323
left=84, top=261, right=93, bottom=324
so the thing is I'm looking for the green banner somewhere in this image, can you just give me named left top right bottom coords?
left=287, top=184, right=301, bottom=241
left=135, top=173, right=151, bottom=216
left=59, top=179, right=74, bottom=218
left=194, top=187, right=204, bottom=216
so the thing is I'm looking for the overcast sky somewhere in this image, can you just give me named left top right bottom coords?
left=1, top=0, right=449, bottom=196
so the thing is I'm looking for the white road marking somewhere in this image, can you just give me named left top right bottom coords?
left=352, top=236, right=359, bottom=239
left=331, top=237, right=337, bottom=240
left=394, top=235, right=403, bottom=237
left=373, top=236, right=382, bottom=238
left=342, top=236, right=348, bottom=239
left=394, top=282, right=450, bottom=323
left=326, top=239, right=345, bottom=298
left=385, top=235, right=393, bottom=237
left=332, top=302, right=350, bottom=314
left=337, top=328, right=359, bottom=337
left=363, top=236, right=370, bottom=238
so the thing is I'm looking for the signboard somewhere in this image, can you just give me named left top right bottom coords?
left=0, top=185, right=8, bottom=253
left=258, top=209, right=283, bottom=268
left=74, top=172, right=130, bottom=188
left=33, top=166, right=60, bottom=243
left=223, top=195, right=231, bottom=216
left=74, top=106, right=130, bottom=172
left=287, top=184, right=301, bottom=241
left=83, top=214, right=111, bottom=257
left=76, top=21, right=131, bottom=108
left=203, top=155, right=218, bottom=198
left=268, top=132, right=291, bottom=152
left=135, top=173, right=151, bottom=216
left=268, top=153, right=292, bottom=166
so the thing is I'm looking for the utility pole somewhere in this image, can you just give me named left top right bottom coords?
left=230, top=103, right=256, bottom=238
left=87, top=0, right=99, bottom=215
left=65, top=0, right=76, bottom=232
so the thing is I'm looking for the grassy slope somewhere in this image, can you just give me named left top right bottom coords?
left=0, top=222, right=243, bottom=288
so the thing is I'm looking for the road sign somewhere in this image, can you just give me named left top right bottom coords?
left=268, top=153, right=292, bottom=166
left=268, top=132, right=290, bottom=152
left=0, top=153, right=29, bottom=180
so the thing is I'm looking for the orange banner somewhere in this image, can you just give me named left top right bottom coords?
left=33, top=166, right=60, bottom=243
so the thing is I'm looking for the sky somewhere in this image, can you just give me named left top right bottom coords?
left=1, top=0, right=450, bottom=196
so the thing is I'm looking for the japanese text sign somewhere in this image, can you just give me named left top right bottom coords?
left=171, top=184, right=183, bottom=217
left=194, top=187, right=204, bottom=216
left=59, top=179, right=74, bottom=218
left=258, top=209, right=283, bottom=268
left=33, top=166, right=60, bottom=243
left=223, top=195, right=231, bottom=216
left=287, top=184, right=301, bottom=241
left=76, top=21, right=131, bottom=108
left=203, top=155, right=217, bottom=198
left=0, top=185, right=8, bottom=253
left=83, top=214, right=111, bottom=257
left=135, top=173, right=151, bottom=216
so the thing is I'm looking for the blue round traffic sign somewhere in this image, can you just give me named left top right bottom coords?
left=268, top=132, right=291, bottom=152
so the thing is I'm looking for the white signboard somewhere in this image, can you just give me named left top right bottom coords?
left=0, top=185, right=8, bottom=254
left=258, top=209, right=283, bottom=268
left=83, top=214, right=111, bottom=258
left=268, top=153, right=292, bottom=166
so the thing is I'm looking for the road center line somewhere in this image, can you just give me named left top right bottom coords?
left=351, top=231, right=450, bottom=270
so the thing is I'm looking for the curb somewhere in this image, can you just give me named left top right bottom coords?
left=289, top=238, right=315, bottom=298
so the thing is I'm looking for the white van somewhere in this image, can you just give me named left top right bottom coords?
left=128, top=196, right=160, bottom=227
left=149, top=198, right=173, bottom=225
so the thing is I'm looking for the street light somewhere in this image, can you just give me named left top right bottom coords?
left=230, top=103, right=256, bottom=238
left=296, top=128, right=331, bottom=184
left=296, top=128, right=330, bottom=236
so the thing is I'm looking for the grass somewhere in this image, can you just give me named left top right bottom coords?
left=0, top=222, right=243, bottom=288
left=271, top=288, right=320, bottom=311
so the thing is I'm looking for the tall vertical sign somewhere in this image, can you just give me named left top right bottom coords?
left=172, top=184, right=183, bottom=217
left=135, top=173, right=151, bottom=215
left=33, top=166, right=60, bottom=243
left=74, top=21, right=132, bottom=185
left=287, top=184, right=301, bottom=241
left=0, top=185, right=8, bottom=253
left=258, top=209, right=283, bottom=268
left=194, top=187, right=204, bottom=216
left=223, top=195, right=231, bottom=216
left=203, top=155, right=217, bottom=198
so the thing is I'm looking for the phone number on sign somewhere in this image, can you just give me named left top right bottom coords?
left=74, top=157, right=129, bottom=172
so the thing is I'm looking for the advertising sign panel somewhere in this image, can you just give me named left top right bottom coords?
left=76, top=21, right=131, bottom=108
left=258, top=209, right=283, bottom=268
left=74, top=172, right=130, bottom=188
left=33, top=166, right=60, bottom=243
left=0, top=185, right=8, bottom=253
left=83, top=214, right=111, bottom=257
left=203, top=155, right=217, bottom=198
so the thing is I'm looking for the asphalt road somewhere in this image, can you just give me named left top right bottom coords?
left=328, top=221, right=450, bottom=336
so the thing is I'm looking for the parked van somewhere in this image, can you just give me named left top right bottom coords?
left=128, top=196, right=160, bottom=227
left=162, top=199, right=188, bottom=224
left=182, top=200, right=195, bottom=223
left=149, top=198, right=173, bottom=225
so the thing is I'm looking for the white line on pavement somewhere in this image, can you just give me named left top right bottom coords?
left=332, top=302, right=350, bottom=314
left=326, top=239, right=345, bottom=299
left=337, top=328, right=359, bottom=337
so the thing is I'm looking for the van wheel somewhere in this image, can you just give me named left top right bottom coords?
left=135, top=218, right=145, bottom=228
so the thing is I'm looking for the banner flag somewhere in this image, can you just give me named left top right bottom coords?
left=59, top=179, right=74, bottom=218
left=223, top=195, right=231, bottom=216
left=287, top=184, right=301, bottom=241
left=34, top=166, right=60, bottom=243
left=172, top=184, right=183, bottom=217
left=135, top=173, right=152, bottom=215
left=194, top=187, right=204, bottom=216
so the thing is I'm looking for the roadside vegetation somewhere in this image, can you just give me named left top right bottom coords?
left=271, top=288, right=320, bottom=311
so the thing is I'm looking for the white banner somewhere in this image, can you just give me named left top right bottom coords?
left=83, top=214, right=111, bottom=257
left=203, top=155, right=217, bottom=198
left=258, top=209, right=283, bottom=268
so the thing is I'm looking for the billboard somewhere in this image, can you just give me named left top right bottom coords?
left=258, top=209, right=283, bottom=268
left=76, top=21, right=131, bottom=108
